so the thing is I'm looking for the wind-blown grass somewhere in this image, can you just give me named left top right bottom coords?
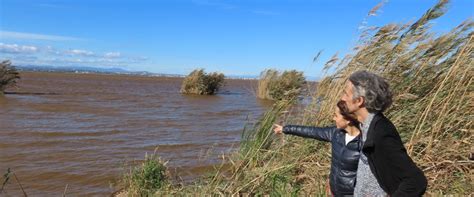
left=118, top=0, right=472, bottom=195
left=257, top=69, right=306, bottom=101
left=180, top=69, right=225, bottom=95
left=302, top=0, right=473, bottom=194
left=0, top=60, right=20, bottom=94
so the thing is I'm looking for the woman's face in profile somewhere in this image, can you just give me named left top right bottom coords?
left=333, top=107, right=349, bottom=129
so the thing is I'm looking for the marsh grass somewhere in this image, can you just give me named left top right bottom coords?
left=0, top=60, right=20, bottom=94
left=302, top=0, right=473, bottom=194
left=180, top=69, right=225, bottom=95
left=120, top=0, right=472, bottom=195
left=257, top=69, right=306, bottom=101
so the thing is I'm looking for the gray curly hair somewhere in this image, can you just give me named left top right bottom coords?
left=348, top=70, right=393, bottom=113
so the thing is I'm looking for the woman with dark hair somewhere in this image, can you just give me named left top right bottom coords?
left=273, top=101, right=361, bottom=196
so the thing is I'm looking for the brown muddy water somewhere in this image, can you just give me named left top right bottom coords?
left=0, top=72, right=272, bottom=196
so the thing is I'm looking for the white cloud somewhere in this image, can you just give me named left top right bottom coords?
left=127, top=56, right=149, bottom=63
left=44, top=45, right=62, bottom=55
left=65, top=49, right=95, bottom=56
left=43, top=57, right=132, bottom=67
left=1, top=43, right=150, bottom=69
left=104, top=52, right=121, bottom=58
left=0, top=31, right=81, bottom=41
left=0, top=43, right=39, bottom=54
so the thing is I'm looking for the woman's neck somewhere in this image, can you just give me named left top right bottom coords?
left=345, top=126, right=360, bottom=136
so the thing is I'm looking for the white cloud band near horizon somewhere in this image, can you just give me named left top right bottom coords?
left=1, top=42, right=123, bottom=59
left=104, top=52, right=121, bottom=58
left=0, top=42, right=148, bottom=70
left=65, top=49, right=95, bottom=56
left=0, top=30, right=82, bottom=41
left=0, top=43, right=39, bottom=54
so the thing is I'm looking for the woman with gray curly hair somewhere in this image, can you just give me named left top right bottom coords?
left=341, top=70, right=426, bottom=197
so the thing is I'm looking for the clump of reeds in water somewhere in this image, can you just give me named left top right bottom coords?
left=118, top=0, right=473, bottom=195
left=0, top=60, right=20, bottom=94
left=180, top=69, right=225, bottom=95
left=257, top=69, right=306, bottom=101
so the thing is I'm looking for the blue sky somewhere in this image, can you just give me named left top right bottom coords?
left=0, top=0, right=472, bottom=77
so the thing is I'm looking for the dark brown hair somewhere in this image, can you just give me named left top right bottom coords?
left=337, top=100, right=359, bottom=126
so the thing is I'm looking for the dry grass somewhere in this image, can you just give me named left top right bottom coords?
left=302, top=0, right=473, bottom=194
left=120, top=0, right=472, bottom=195
left=257, top=69, right=306, bottom=101
left=180, top=69, right=225, bottom=95
left=0, top=60, right=20, bottom=94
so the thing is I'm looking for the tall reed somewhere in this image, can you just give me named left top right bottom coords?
left=303, top=0, right=473, bottom=194
left=118, top=0, right=472, bottom=195
left=257, top=69, right=306, bottom=101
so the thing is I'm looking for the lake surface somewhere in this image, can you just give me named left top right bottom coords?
left=0, top=72, right=272, bottom=196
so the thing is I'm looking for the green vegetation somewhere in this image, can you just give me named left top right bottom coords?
left=180, top=69, right=225, bottom=95
left=118, top=0, right=473, bottom=195
left=0, top=60, right=20, bottom=94
left=120, top=152, right=169, bottom=196
left=257, top=69, right=306, bottom=101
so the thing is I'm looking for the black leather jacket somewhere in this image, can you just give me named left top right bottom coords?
left=283, top=125, right=361, bottom=196
left=363, top=113, right=426, bottom=196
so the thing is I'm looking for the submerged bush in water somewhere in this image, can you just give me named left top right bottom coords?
left=180, top=69, right=225, bottom=95
left=0, top=60, right=20, bottom=93
left=257, top=69, right=306, bottom=101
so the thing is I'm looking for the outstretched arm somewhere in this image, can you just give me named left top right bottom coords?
left=274, top=124, right=336, bottom=142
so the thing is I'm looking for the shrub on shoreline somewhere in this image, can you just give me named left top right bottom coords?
left=0, top=60, right=20, bottom=94
left=180, top=69, right=225, bottom=95
left=257, top=69, right=305, bottom=101
left=120, top=153, right=169, bottom=196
